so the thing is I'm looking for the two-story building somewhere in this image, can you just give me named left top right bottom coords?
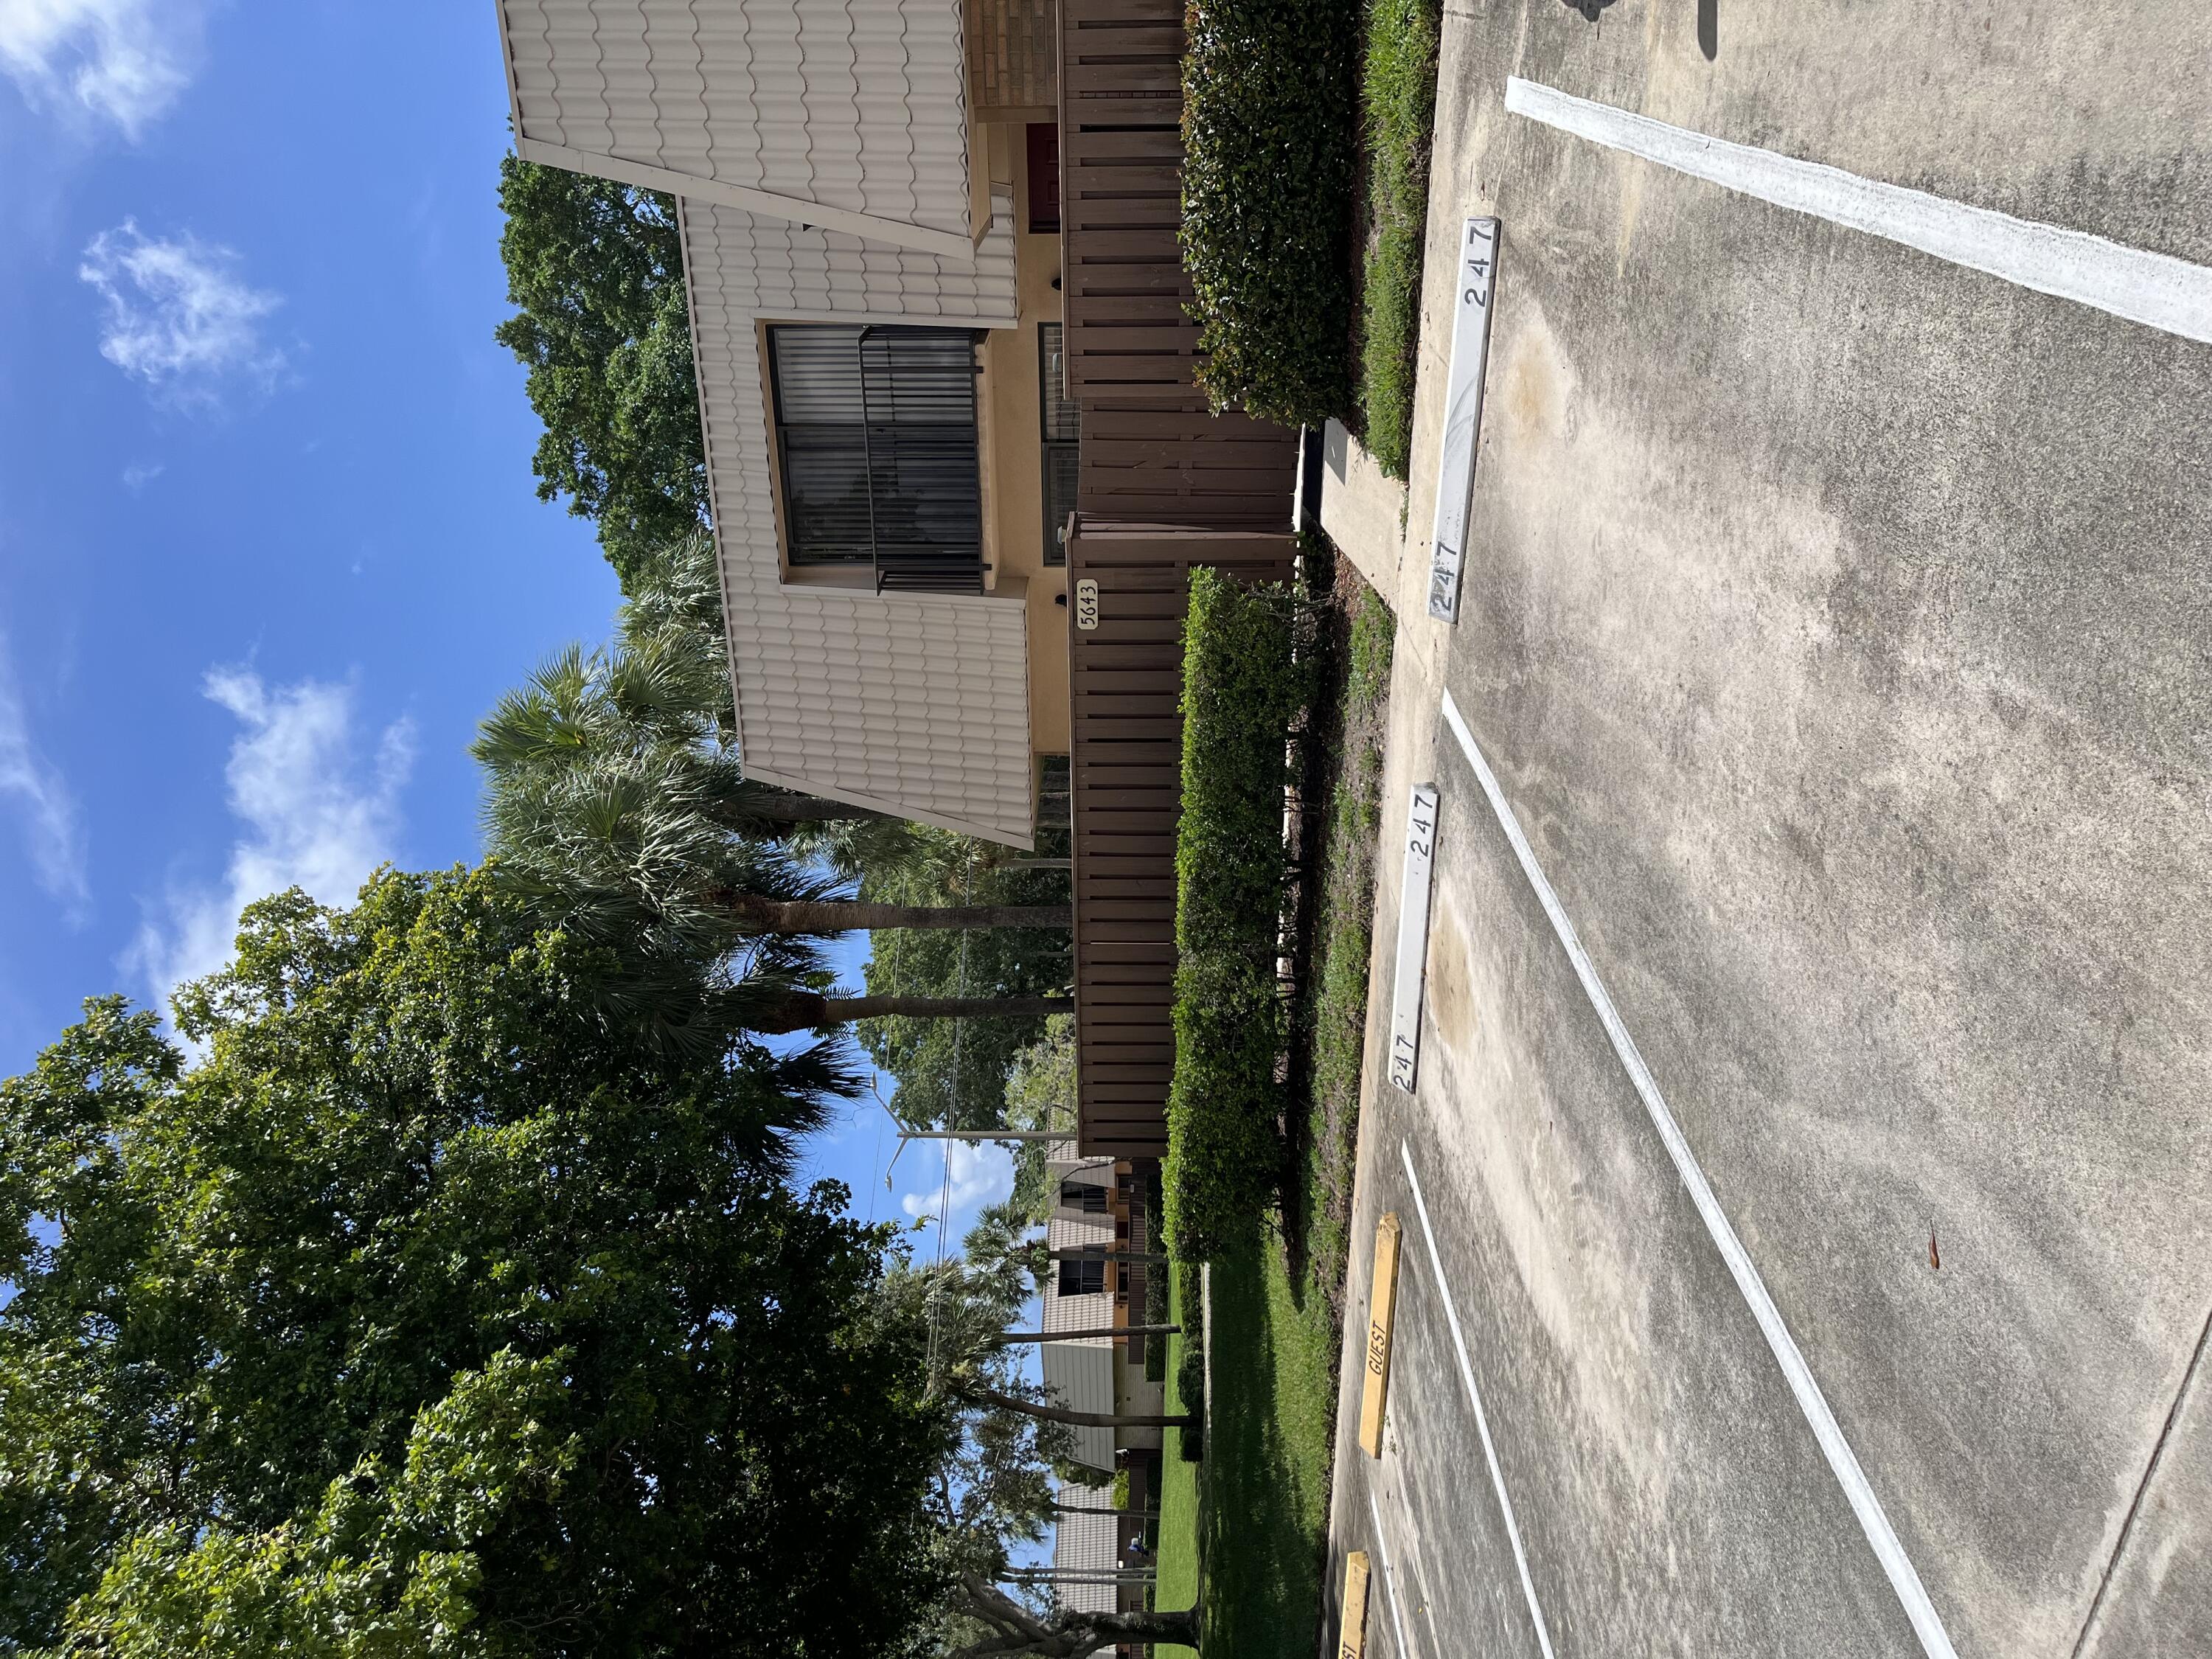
left=492, top=0, right=1300, bottom=1158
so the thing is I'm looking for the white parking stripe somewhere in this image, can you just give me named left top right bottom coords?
left=1399, top=1139, right=1559, bottom=1659
left=1368, top=1486, right=1420, bottom=1659
left=1504, top=76, right=2212, bottom=346
left=1438, top=690, right=1959, bottom=1659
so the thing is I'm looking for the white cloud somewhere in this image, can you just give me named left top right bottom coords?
left=128, top=669, right=414, bottom=1012
left=120, top=459, right=161, bottom=491
left=0, top=633, right=88, bottom=914
left=0, top=0, right=207, bottom=136
left=80, top=220, right=284, bottom=408
left=901, top=1138, right=1015, bottom=1227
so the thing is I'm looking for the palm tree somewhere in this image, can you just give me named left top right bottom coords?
left=472, top=534, right=1069, bottom=1050
left=473, top=540, right=1069, bottom=941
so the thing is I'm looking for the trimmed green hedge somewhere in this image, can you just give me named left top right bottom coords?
left=1182, top=0, right=1358, bottom=429
left=1164, top=569, right=1306, bottom=1262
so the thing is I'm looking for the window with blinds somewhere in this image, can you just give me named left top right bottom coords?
left=1057, top=1256, right=1107, bottom=1298
left=1039, top=321, right=1079, bottom=567
left=1060, top=1178, right=1108, bottom=1215
left=766, top=324, right=985, bottom=594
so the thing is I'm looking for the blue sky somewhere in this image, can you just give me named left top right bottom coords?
left=0, top=0, right=1013, bottom=1240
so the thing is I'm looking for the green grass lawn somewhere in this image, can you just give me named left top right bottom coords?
left=1294, top=568, right=1397, bottom=1325
left=1195, top=1242, right=1337, bottom=1658
left=1354, top=0, right=1442, bottom=480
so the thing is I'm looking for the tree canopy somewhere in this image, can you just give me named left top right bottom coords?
left=495, top=159, right=711, bottom=588
left=0, top=869, right=947, bottom=1658
left=858, top=836, right=1071, bottom=1130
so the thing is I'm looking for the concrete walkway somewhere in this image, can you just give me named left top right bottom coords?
left=1321, top=5, right=2212, bottom=1657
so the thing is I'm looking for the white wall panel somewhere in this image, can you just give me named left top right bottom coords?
left=681, top=189, right=1032, bottom=845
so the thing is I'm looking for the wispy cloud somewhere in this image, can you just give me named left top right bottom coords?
left=902, top=1138, right=1015, bottom=1227
left=0, top=633, right=88, bottom=916
left=128, top=669, right=414, bottom=1013
left=120, top=459, right=162, bottom=491
left=0, top=0, right=208, bottom=137
left=80, top=220, right=284, bottom=408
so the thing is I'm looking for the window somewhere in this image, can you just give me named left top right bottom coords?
left=1060, top=1178, right=1107, bottom=1215
left=766, top=324, right=984, bottom=594
left=1026, top=122, right=1061, bottom=233
left=1057, top=1255, right=1107, bottom=1298
left=1039, top=321, right=1079, bottom=566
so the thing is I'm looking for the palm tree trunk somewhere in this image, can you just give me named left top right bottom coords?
left=992, top=1324, right=1178, bottom=1346
left=720, top=788, right=886, bottom=827
left=961, top=1384, right=1194, bottom=1432
left=1044, top=1249, right=1165, bottom=1263
left=720, top=895, right=1071, bottom=933
left=748, top=992, right=1072, bottom=1034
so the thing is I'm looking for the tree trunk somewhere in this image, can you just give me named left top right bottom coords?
left=1046, top=1502, right=1154, bottom=1517
left=1044, top=1248, right=1166, bottom=1263
left=953, top=1576, right=1198, bottom=1659
left=961, top=1384, right=1194, bottom=1432
left=992, top=1324, right=1178, bottom=1346
left=748, top=992, right=1072, bottom=1034
left=722, top=789, right=886, bottom=827
left=719, top=894, right=1071, bottom=933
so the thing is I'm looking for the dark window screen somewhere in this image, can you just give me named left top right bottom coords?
left=1060, top=1178, right=1108, bottom=1215
left=1026, top=122, right=1061, bottom=233
left=1057, top=1256, right=1107, bottom=1298
left=767, top=324, right=984, bottom=591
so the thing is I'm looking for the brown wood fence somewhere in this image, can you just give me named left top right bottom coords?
left=1068, top=530, right=1298, bottom=1158
left=1058, top=0, right=1302, bottom=1160
left=1057, top=0, right=1298, bottom=527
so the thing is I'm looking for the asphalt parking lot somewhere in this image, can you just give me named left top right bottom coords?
left=1322, top=4, right=2212, bottom=1656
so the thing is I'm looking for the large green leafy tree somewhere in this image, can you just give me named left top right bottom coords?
left=0, top=869, right=947, bottom=1658
left=855, top=833, right=1072, bottom=1129
left=495, top=158, right=710, bottom=588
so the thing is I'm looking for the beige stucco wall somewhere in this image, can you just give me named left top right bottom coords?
left=980, top=120, right=1072, bottom=758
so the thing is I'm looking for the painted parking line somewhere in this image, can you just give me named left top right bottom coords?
left=1399, top=1139, right=1559, bottom=1659
left=1504, top=76, right=2212, bottom=346
left=1367, top=1486, right=1421, bottom=1659
left=1437, top=689, right=1959, bottom=1659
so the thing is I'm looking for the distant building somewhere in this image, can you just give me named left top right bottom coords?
left=1050, top=1475, right=1119, bottom=1615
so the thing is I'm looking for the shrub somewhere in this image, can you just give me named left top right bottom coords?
left=1182, top=0, right=1358, bottom=428
left=1164, top=570, right=1307, bottom=1262
left=1175, top=1281, right=1208, bottom=1461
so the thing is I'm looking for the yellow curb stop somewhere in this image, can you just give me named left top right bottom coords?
left=1357, top=1213, right=1403, bottom=1458
left=1338, top=1550, right=1372, bottom=1659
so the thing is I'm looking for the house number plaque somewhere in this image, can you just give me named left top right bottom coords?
left=1074, top=578, right=1099, bottom=630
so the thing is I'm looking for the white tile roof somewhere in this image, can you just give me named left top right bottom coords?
left=497, top=0, right=975, bottom=256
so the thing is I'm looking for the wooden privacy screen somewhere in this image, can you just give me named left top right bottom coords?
left=1057, top=0, right=1298, bottom=526
left=1067, top=529, right=1298, bottom=1158
left=1058, top=0, right=1301, bottom=1158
